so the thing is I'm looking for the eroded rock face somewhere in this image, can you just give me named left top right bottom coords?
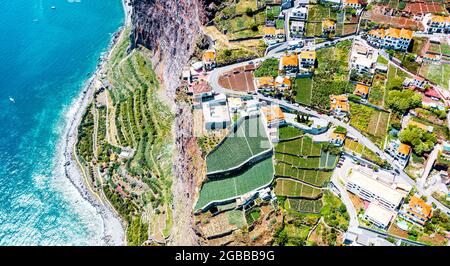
left=130, top=0, right=215, bottom=100
left=130, top=0, right=217, bottom=245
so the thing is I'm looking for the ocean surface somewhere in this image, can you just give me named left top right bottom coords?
left=0, top=0, right=123, bottom=245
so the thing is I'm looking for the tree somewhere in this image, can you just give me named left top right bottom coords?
left=334, top=126, right=347, bottom=134
left=386, top=89, right=422, bottom=114
left=245, top=7, right=254, bottom=17
left=399, top=125, right=437, bottom=155
left=224, top=49, right=232, bottom=57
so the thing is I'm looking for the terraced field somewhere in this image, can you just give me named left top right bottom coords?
left=206, top=116, right=271, bottom=173
left=287, top=198, right=323, bottom=213
left=80, top=28, right=175, bottom=244
left=195, top=157, right=274, bottom=210
left=275, top=162, right=332, bottom=187
left=275, top=152, right=338, bottom=170
left=279, top=125, right=303, bottom=140
left=274, top=179, right=322, bottom=199
left=275, top=137, right=322, bottom=157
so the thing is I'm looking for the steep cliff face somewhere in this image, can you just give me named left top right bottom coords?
left=130, top=0, right=209, bottom=100
left=130, top=0, right=215, bottom=245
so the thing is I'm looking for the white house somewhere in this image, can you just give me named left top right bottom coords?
left=290, top=21, right=305, bottom=37
left=422, top=14, right=450, bottom=34
left=291, top=6, right=308, bottom=21
left=343, top=0, right=362, bottom=9
left=350, top=41, right=378, bottom=74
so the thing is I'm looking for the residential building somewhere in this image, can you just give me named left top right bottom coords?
left=280, top=54, right=299, bottom=75
left=189, top=81, right=213, bottom=100
left=281, top=0, right=294, bottom=9
left=424, top=87, right=442, bottom=100
left=330, top=132, right=346, bottom=146
left=182, top=67, right=192, bottom=84
left=343, top=0, right=361, bottom=9
left=255, top=76, right=275, bottom=91
left=202, top=50, right=216, bottom=71
left=274, top=76, right=292, bottom=91
left=299, top=50, right=316, bottom=69
left=330, top=95, right=349, bottom=115
left=263, top=26, right=286, bottom=44
left=291, top=6, right=308, bottom=21
left=350, top=41, right=378, bottom=74
left=422, top=14, right=450, bottom=34
left=202, top=99, right=231, bottom=130
left=261, top=105, right=286, bottom=127
left=442, top=142, right=450, bottom=160
left=322, top=19, right=336, bottom=34
left=375, top=63, right=388, bottom=73
left=399, top=196, right=432, bottom=226
left=423, top=53, right=440, bottom=62
left=386, top=139, right=411, bottom=168
left=353, top=84, right=370, bottom=98
left=290, top=21, right=305, bottom=37
left=321, top=0, right=342, bottom=6
left=396, top=143, right=411, bottom=161
left=422, top=95, right=445, bottom=111
left=366, top=27, right=413, bottom=51
left=364, top=202, right=395, bottom=230
left=404, top=76, right=426, bottom=89
left=346, top=170, right=404, bottom=210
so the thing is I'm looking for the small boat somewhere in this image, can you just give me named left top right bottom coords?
left=9, top=97, right=15, bottom=103
left=33, top=19, right=39, bottom=22
left=51, top=6, right=56, bottom=9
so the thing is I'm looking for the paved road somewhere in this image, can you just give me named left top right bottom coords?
left=419, top=144, right=441, bottom=183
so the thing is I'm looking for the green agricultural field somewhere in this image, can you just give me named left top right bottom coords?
left=411, top=37, right=427, bottom=55
left=206, top=116, right=271, bottom=173
left=294, top=77, right=313, bottom=105
left=311, top=40, right=354, bottom=109
left=441, top=43, right=450, bottom=56
left=214, top=2, right=266, bottom=41
left=275, top=162, right=332, bottom=187
left=275, top=153, right=320, bottom=169
left=308, top=4, right=338, bottom=21
left=369, top=74, right=387, bottom=107
left=195, top=157, right=274, bottom=210
left=350, top=102, right=389, bottom=148
left=235, top=0, right=258, bottom=14
left=377, top=55, right=389, bottom=65
left=344, top=139, right=364, bottom=154
left=279, top=125, right=303, bottom=140
left=287, top=198, right=323, bottom=213
left=274, top=179, right=322, bottom=199
left=275, top=137, right=322, bottom=157
left=96, top=28, right=175, bottom=245
left=410, top=116, right=450, bottom=141
left=387, top=64, right=410, bottom=90
left=319, top=152, right=339, bottom=169
left=245, top=207, right=261, bottom=225
left=420, top=63, right=450, bottom=90
left=275, top=151, right=337, bottom=170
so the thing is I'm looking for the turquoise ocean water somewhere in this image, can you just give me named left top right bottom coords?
left=0, top=0, right=123, bottom=245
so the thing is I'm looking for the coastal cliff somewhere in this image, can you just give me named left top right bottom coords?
left=130, top=0, right=215, bottom=100
left=129, top=0, right=216, bottom=245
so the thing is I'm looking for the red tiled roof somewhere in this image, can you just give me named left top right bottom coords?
left=192, top=81, right=212, bottom=94
left=425, top=88, right=441, bottom=99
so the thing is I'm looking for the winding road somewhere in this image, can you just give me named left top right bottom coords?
left=207, top=35, right=450, bottom=215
